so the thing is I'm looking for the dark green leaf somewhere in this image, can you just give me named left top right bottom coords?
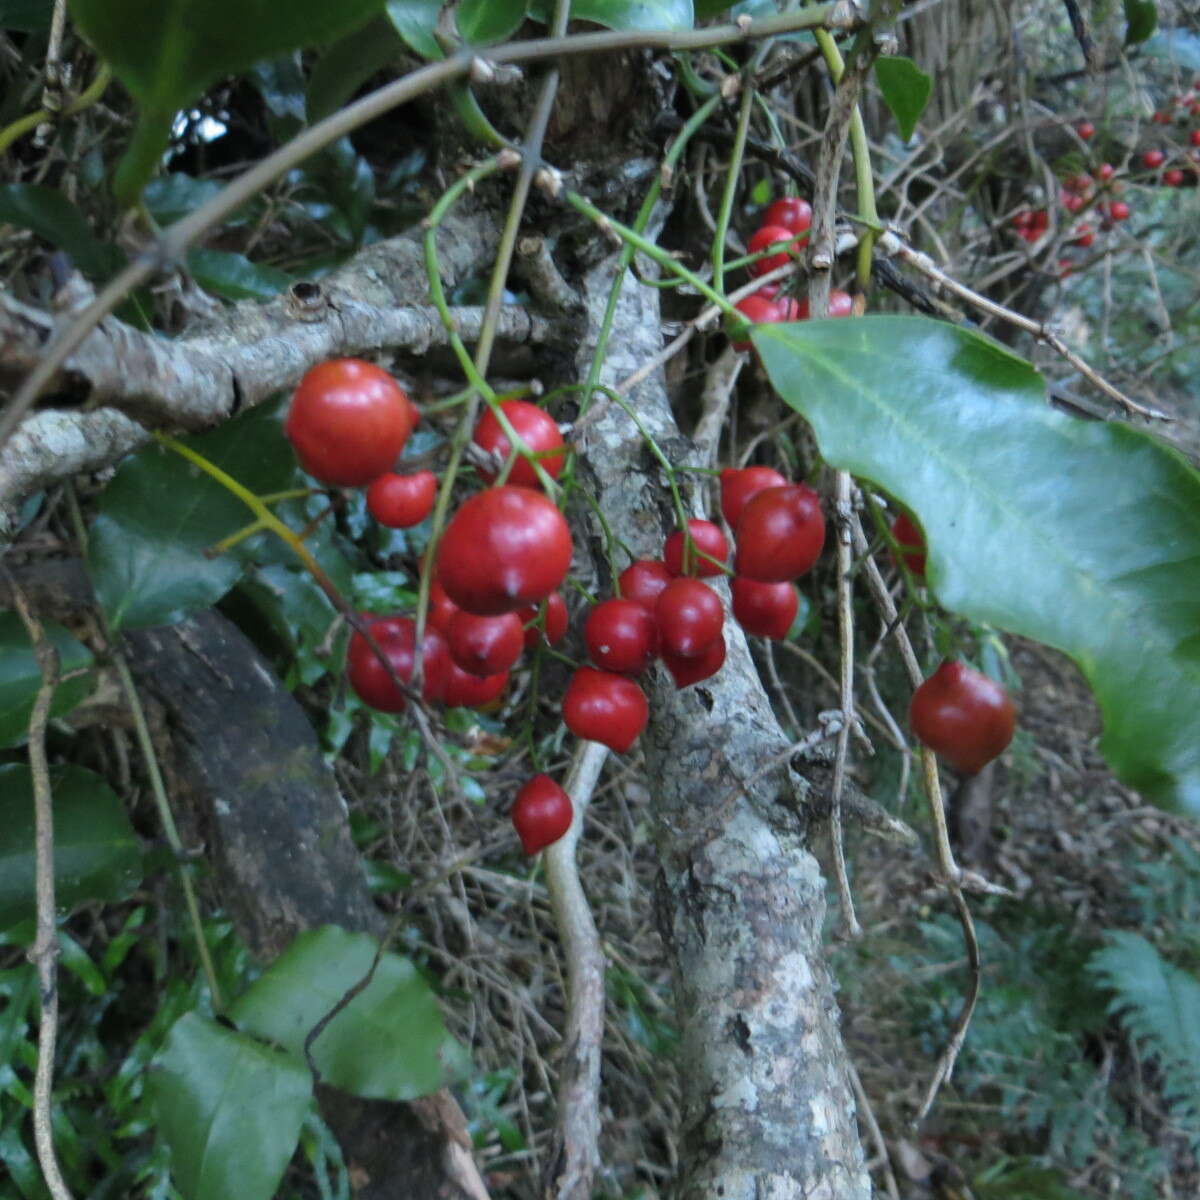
left=0, top=613, right=93, bottom=748
left=874, top=56, right=932, bottom=142
left=0, top=0, right=52, bottom=30
left=0, top=764, right=142, bottom=929
left=1123, top=0, right=1158, bottom=46
left=754, top=315, right=1200, bottom=814
left=0, top=185, right=124, bottom=279
left=385, top=0, right=441, bottom=60
left=67, top=0, right=388, bottom=200
left=457, top=0, right=524, bottom=44
left=87, top=403, right=295, bottom=631
left=694, top=0, right=730, bottom=17
left=186, top=248, right=293, bottom=301
left=307, top=17, right=406, bottom=123
left=151, top=1013, right=311, bottom=1200
left=143, top=173, right=232, bottom=226
left=231, top=926, right=467, bottom=1101
left=529, top=0, right=693, bottom=30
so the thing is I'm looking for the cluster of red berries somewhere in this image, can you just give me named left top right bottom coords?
left=729, top=196, right=852, bottom=350
left=1150, top=80, right=1200, bottom=127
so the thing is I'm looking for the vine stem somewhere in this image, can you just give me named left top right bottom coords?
left=0, top=63, right=111, bottom=155
left=1, top=4, right=850, bottom=452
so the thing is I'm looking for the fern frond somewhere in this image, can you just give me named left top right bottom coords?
left=1088, top=931, right=1200, bottom=1127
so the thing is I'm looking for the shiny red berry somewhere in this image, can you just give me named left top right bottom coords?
left=366, top=471, right=437, bottom=528
left=584, top=598, right=659, bottom=674
left=442, top=661, right=508, bottom=708
left=518, top=591, right=568, bottom=649
left=446, top=610, right=524, bottom=677
left=655, top=578, right=724, bottom=658
left=734, top=484, right=825, bottom=582
left=512, top=775, right=573, bottom=855
left=747, top=224, right=800, bottom=276
left=618, top=560, right=673, bottom=612
left=1077, top=121, right=1096, bottom=140
left=730, top=578, right=798, bottom=640
left=562, top=668, right=648, bottom=753
left=346, top=616, right=448, bottom=712
left=890, top=512, right=927, bottom=580
left=1143, top=149, right=1166, bottom=169
left=663, top=519, right=728, bottom=578
left=661, top=633, right=726, bottom=688
left=763, top=196, right=813, bottom=238
left=720, top=466, right=788, bottom=528
left=796, top=290, right=854, bottom=319
left=472, top=400, right=566, bottom=488
left=910, top=659, right=1016, bottom=774
left=1165, top=167, right=1186, bottom=187
left=729, top=292, right=783, bottom=352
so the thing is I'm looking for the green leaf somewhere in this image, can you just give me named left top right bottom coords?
left=457, top=0, right=524, bottom=43
left=874, top=56, right=932, bottom=142
left=385, top=0, right=441, bottom=60
left=67, top=0, right=388, bottom=201
left=528, top=0, right=693, bottom=31
left=0, top=613, right=93, bottom=748
left=231, top=926, right=466, bottom=1101
left=1123, top=0, right=1158, bottom=46
left=0, top=0, right=53, bottom=31
left=0, top=764, right=142, bottom=930
left=87, top=403, right=295, bottom=631
left=694, top=0, right=730, bottom=17
left=186, top=248, right=293, bottom=301
left=307, top=17, right=406, bottom=123
left=151, top=1013, right=312, bottom=1200
left=753, top=315, right=1200, bottom=814
left=143, top=173, right=243, bottom=226
left=0, top=184, right=124, bottom=279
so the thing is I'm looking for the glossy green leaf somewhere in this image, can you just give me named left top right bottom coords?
left=754, top=315, right=1200, bottom=814
left=186, top=248, right=293, bottom=301
left=874, top=56, right=932, bottom=142
left=151, top=1013, right=311, bottom=1200
left=694, top=0, right=730, bottom=17
left=143, top=173, right=243, bottom=226
left=67, top=0, right=388, bottom=201
left=0, top=613, right=93, bottom=748
left=87, top=403, right=295, bottom=631
left=307, top=17, right=406, bottom=123
left=0, top=764, right=142, bottom=929
left=231, top=926, right=466, bottom=1101
left=1123, top=0, right=1158, bottom=46
left=457, top=0, right=524, bottom=43
left=0, top=185, right=124, bottom=279
left=385, top=0, right=441, bottom=60
left=0, top=0, right=52, bottom=30
left=529, top=0, right=693, bottom=30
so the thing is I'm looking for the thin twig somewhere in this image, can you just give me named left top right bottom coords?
left=7, top=575, right=75, bottom=1200
left=848, top=1059, right=901, bottom=1200
left=34, top=0, right=68, bottom=145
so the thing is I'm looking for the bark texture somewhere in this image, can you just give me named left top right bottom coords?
left=573, top=242, right=871, bottom=1197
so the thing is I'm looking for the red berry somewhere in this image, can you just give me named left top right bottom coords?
left=427, top=580, right=460, bottom=634
left=655, top=578, right=724, bottom=658
left=1191, top=129, right=1200, bottom=147
left=729, top=293, right=783, bottom=352
left=1143, top=149, right=1166, bottom=169
left=1077, top=121, right=1095, bottom=140
left=472, top=400, right=566, bottom=488
left=910, top=659, right=1016, bottom=775
left=1071, top=224, right=1094, bottom=248
left=584, top=598, right=658, bottom=674
left=720, top=466, right=789, bottom=529
left=889, top=512, right=927, bottom=579
left=618, top=560, right=673, bottom=612
left=1063, top=173, right=1092, bottom=194
left=734, top=485, right=825, bottom=582
left=661, top=633, right=726, bottom=688
left=366, top=471, right=437, bottom=528
left=519, top=591, right=568, bottom=649
left=446, top=610, right=524, bottom=677
left=775, top=296, right=803, bottom=321
left=347, top=617, right=448, bottom=712
left=1062, top=193, right=1086, bottom=214
left=796, top=290, right=853, bottom=319
left=442, top=661, right=508, bottom=708
left=763, top=196, right=813, bottom=238
left=286, top=359, right=415, bottom=487
left=437, top=486, right=572, bottom=615
left=562, top=668, right=648, bottom=753
left=1153, top=110, right=1172, bottom=125
left=512, top=775, right=573, bottom=855
left=730, top=578, right=798, bottom=640
left=1165, top=167, right=1185, bottom=187
left=663, top=519, right=728, bottom=578
left=747, top=224, right=800, bottom=276
left=1094, top=161, right=1115, bottom=182
left=1108, top=200, right=1131, bottom=221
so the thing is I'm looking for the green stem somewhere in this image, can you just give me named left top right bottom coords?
left=0, top=63, right=111, bottom=155
left=713, top=76, right=756, bottom=296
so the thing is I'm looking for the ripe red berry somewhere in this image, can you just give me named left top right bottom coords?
left=889, top=512, right=927, bottom=579
left=584, top=598, right=658, bottom=674
left=775, top=296, right=803, bottom=321
left=655, top=578, right=724, bottom=658
left=796, top=290, right=854, bottom=319
left=562, top=668, right=648, bottom=753
left=747, top=224, right=800, bottom=276
left=286, top=359, right=415, bottom=486
left=1094, top=161, right=1115, bottom=182
left=442, top=661, right=508, bottom=708
left=661, top=632, right=726, bottom=688
left=663, top=519, right=728, bottom=578
left=427, top=580, right=460, bottom=634
left=437, top=486, right=572, bottom=615
left=1143, top=149, right=1166, bottom=169
left=1165, top=167, right=1186, bottom=187
left=720, top=466, right=788, bottom=528
left=1107, top=200, right=1131, bottom=221
left=910, top=659, right=1016, bottom=775
left=1077, top=120, right=1095, bottom=140
left=730, top=292, right=783, bottom=351
left=730, top=578, right=798, bottom=640
left=519, top=591, right=568, bottom=649
left=734, top=484, right=825, bottom=582
left=1153, top=110, right=1172, bottom=125
left=347, top=617, right=448, bottom=712
left=1071, top=224, right=1095, bottom=248
left=1062, top=193, right=1086, bottom=214
left=446, top=610, right=524, bottom=677
left=366, top=471, right=437, bottom=528
left=1191, top=129, right=1200, bottom=147
left=472, top=400, right=566, bottom=488
left=512, top=775, right=573, bottom=855
left=618, top=560, right=673, bottom=612
left=763, top=196, right=813, bottom=238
